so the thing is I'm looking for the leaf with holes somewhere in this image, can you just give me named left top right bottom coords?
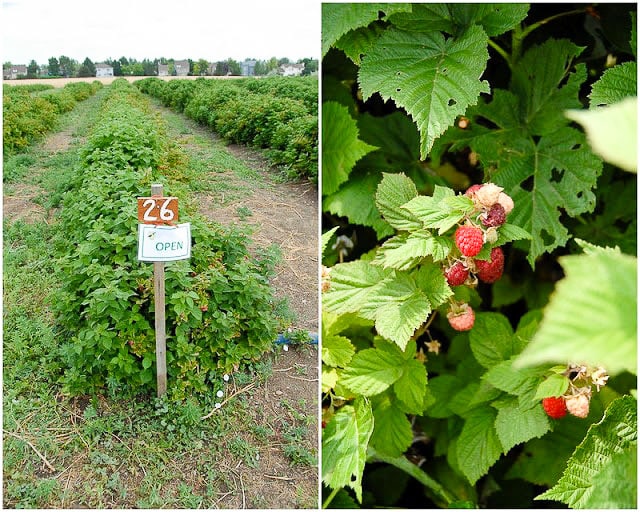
left=359, top=24, right=490, bottom=158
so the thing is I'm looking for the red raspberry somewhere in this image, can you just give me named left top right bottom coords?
left=447, top=304, right=475, bottom=331
left=475, top=247, right=504, bottom=283
left=542, top=396, right=567, bottom=419
left=445, top=261, right=469, bottom=286
left=455, top=225, right=484, bottom=257
left=481, top=203, right=506, bottom=227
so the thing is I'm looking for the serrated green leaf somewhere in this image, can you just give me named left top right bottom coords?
left=456, top=406, right=503, bottom=484
left=393, top=358, right=427, bottom=414
left=370, top=393, right=414, bottom=457
left=335, top=23, right=387, bottom=65
left=413, top=263, right=454, bottom=308
left=322, top=334, right=355, bottom=368
left=534, top=373, right=570, bottom=400
left=374, top=231, right=451, bottom=271
left=510, top=39, right=585, bottom=135
left=495, top=222, right=532, bottom=244
left=566, top=97, right=637, bottom=173
left=323, top=170, right=395, bottom=239
left=494, top=401, right=550, bottom=453
left=582, top=447, right=637, bottom=509
left=322, top=3, right=413, bottom=57
left=342, top=346, right=404, bottom=396
left=401, top=185, right=468, bottom=234
left=505, top=413, right=595, bottom=486
left=323, top=260, right=392, bottom=316
left=514, top=251, right=637, bottom=375
left=536, top=395, right=637, bottom=508
left=388, top=3, right=529, bottom=37
left=321, top=227, right=339, bottom=256
left=589, top=61, right=637, bottom=107
left=358, top=272, right=432, bottom=349
left=359, top=24, right=490, bottom=158
left=375, top=173, right=422, bottom=231
left=468, top=313, right=515, bottom=368
left=322, top=366, right=338, bottom=393
left=425, top=375, right=462, bottom=418
left=483, top=358, right=544, bottom=409
left=322, top=102, right=378, bottom=195
left=322, top=397, right=374, bottom=503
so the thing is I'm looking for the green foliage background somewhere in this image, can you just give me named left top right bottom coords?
left=321, top=3, right=637, bottom=509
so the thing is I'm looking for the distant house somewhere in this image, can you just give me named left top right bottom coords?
left=241, top=60, right=256, bottom=76
left=3, top=64, right=27, bottom=80
left=158, top=64, right=169, bottom=76
left=174, top=60, right=190, bottom=76
left=279, top=63, right=305, bottom=76
left=95, top=63, right=114, bottom=77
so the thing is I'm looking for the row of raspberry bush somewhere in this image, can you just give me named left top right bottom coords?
left=135, top=77, right=318, bottom=182
left=53, top=78, right=291, bottom=400
left=3, top=81, right=102, bottom=155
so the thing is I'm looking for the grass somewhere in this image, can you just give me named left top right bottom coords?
left=3, top=85, right=318, bottom=509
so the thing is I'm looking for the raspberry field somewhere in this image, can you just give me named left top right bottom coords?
left=320, top=3, right=636, bottom=509
left=3, top=77, right=318, bottom=508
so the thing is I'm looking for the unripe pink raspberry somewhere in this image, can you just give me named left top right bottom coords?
left=445, top=261, right=469, bottom=286
left=464, top=184, right=483, bottom=198
left=497, top=192, right=514, bottom=215
left=566, top=394, right=590, bottom=418
left=455, top=225, right=484, bottom=257
left=447, top=304, right=475, bottom=331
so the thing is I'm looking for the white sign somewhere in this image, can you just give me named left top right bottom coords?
left=138, top=223, right=191, bottom=262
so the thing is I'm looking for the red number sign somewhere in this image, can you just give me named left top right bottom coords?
left=137, top=197, right=179, bottom=225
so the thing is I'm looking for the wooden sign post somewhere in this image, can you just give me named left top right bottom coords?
left=137, top=184, right=191, bottom=397
left=151, top=184, right=167, bottom=397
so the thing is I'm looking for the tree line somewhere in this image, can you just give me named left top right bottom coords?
left=4, top=55, right=318, bottom=78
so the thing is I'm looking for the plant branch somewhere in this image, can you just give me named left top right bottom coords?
left=367, top=446, right=456, bottom=506
left=520, top=8, right=587, bottom=41
left=488, top=39, right=512, bottom=68
left=322, top=487, right=340, bottom=509
left=3, top=429, right=56, bottom=472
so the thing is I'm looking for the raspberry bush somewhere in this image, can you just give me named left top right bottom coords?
left=321, top=3, right=636, bottom=509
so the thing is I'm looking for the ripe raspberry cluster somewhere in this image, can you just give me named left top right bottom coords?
left=541, top=364, right=609, bottom=420
left=445, top=183, right=514, bottom=331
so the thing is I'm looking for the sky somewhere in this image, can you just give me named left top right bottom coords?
left=2, top=0, right=320, bottom=65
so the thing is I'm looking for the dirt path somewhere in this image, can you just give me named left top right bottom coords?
left=152, top=102, right=319, bottom=334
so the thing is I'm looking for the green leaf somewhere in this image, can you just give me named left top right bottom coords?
left=565, top=97, right=637, bottom=173
left=494, top=400, right=550, bottom=453
left=341, top=346, right=404, bottom=396
left=534, top=373, right=570, bottom=400
left=510, top=39, right=585, bottom=135
left=468, top=313, right=515, bottom=368
left=495, top=222, right=532, bottom=244
left=360, top=272, right=432, bottom=350
left=370, top=393, right=414, bottom=457
left=359, top=24, right=490, bottom=158
left=514, top=250, right=637, bottom=375
left=322, top=102, right=378, bottom=195
left=589, top=61, right=637, bottom=106
left=483, top=358, right=543, bottom=409
left=456, top=406, right=503, bottom=484
left=505, top=413, right=595, bottom=486
left=322, top=260, right=391, bottom=316
left=335, top=23, right=387, bottom=65
left=393, top=358, right=428, bottom=414
left=374, top=231, right=452, bottom=270
left=323, top=170, right=394, bottom=239
left=425, top=375, right=462, bottom=418
left=322, top=397, right=375, bottom=503
left=582, top=447, right=637, bottom=509
left=413, top=263, right=454, bottom=309
left=536, top=396, right=637, bottom=508
left=321, top=3, right=413, bottom=57
left=322, top=334, right=355, bottom=368
left=375, top=173, right=422, bottom=231
left=321, top=227, right=339, bottom=257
